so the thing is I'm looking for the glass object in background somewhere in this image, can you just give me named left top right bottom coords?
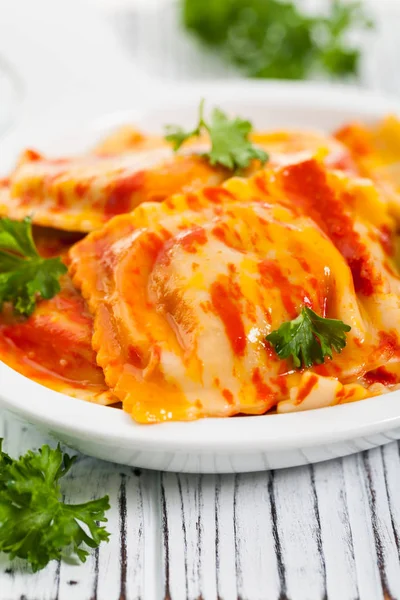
left=0, top=57, right=23, bottom=139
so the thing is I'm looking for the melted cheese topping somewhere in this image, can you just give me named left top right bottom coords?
left=0, top=128, right=352, bottom=233
left=93, top=126, right=167, bottom=156
left=68, top=158, right=400, bottom=423
left=2, top=119, right=400, bottom=421
left=335, top=116, right=400, bottom=218
left=1, top=149, right=226, bottom=232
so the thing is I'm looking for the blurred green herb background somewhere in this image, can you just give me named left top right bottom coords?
left=181, top=0, right=372, bottom=80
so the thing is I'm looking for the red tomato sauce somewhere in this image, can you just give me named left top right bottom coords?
left=296, top=374, right=318, bottom=404
left=210, top=280, right=246, bottom=357
left=105, top=170, right=145, bottom=216
left=280, top=160, right=381, bottom=296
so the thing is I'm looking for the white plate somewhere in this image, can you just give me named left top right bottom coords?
left=1, top=81, right=400, bottom=473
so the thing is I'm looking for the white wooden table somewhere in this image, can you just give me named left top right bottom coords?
left=2, top=411, right=400, bottom=599
left=1, top=1, right=400, bottom=598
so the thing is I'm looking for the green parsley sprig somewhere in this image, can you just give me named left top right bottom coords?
left=0, top=440, right=110, bottom=572
left=182, top=0, right=372, bottom=80
left=266, top=306, right=351, bottom=369
left=165, top=99, right=268, bottom=170
left=0, top=217, right=67, bottom=316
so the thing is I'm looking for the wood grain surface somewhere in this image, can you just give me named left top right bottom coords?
left=1, top=411, right=400, bottom=600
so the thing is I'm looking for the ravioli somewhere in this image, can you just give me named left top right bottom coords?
left=252, top=129, right=356, bottom=171
left=0, top=148, right=226, bottom=232
left=335, top=116, right=400, bottom=218
left=0, top=277, right=115, bottom=404
left=0, top=227, right=115, bottom=404
left=0, top=127, right=353, bottom=233
left=68, top=158, right=400, bottom=423
left=93, top=126, right=167, bottom=156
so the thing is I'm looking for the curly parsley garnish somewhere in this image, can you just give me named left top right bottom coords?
left=266, top=306, right=351, bottom=369
left=0, top=440, right=110, bottom=572
left=165, top=99, right=268, bottom=170
left=0, top=217, right=67, bottom=316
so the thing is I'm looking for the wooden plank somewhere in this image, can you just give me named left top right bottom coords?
left=213, top=474, right=237, bottom=600
left=362, top=446, right=400, bottom=599
left=57, top=455, right=104, bottom=600
left=342, top=452, right=384, bottom=600
left=313, top=459, right=359, bottom=600
left=271, top=465, right=327, bottom=600
left=160, top=472, right=217, bottom=600
left=233, top=472, right=281, bottom=600
left=381, top=443, right=400, bottom=563
left=95, top=468, right=129, bottom=600
left=139, top=470, right=164, bottom=600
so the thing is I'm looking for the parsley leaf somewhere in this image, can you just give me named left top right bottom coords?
left=266, top=306, right=351, bottom=369
left=0, top=217, right=67, bottom=316
left=165, top=99, right=268, bottom=170
left=182, top=0, right=372, bottom=80
left=0, top=440, right=110, bottom=572
left=165, top=122, right=201, bottom=152
left=206, top=107, right=268, bottom=169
